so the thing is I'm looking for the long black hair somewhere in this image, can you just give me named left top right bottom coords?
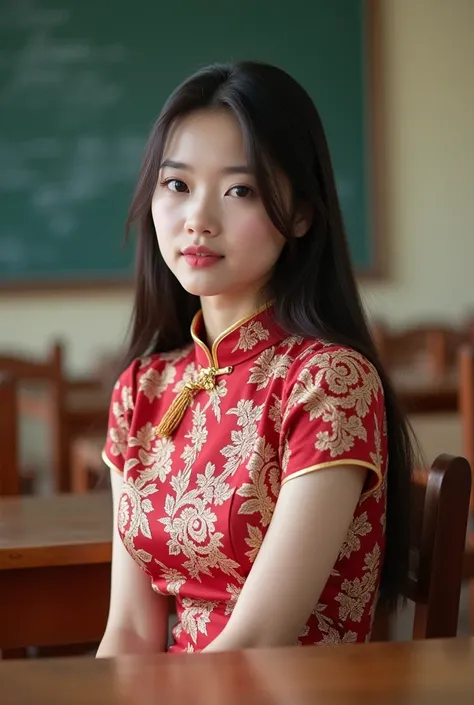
left=125, top=61, right=414, bottom=611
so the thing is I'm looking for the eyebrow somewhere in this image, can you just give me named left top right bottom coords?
left=160, top=159, right=252, bottom=175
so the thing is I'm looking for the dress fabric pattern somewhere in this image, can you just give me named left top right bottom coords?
left=103, top=307, right=388, bottom=653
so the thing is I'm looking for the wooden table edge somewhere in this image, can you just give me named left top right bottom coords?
left=0, top=542, right=112, bottom=570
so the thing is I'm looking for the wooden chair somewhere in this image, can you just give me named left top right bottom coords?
left=0, top=374, right=30, bottom=658
left=0, top=374, right=20, bottom=496
left=0, top=342, right=69, bottom=493
left=0, top=374, right=36, bottom=497
left=371, top=321, right=460, bottom=379
left=372, top=453, right=471, bottom=640
left=71, top=435, right=109, bottom=493
left=458, top=344, right=474, bottom=631
left=459, top=345, right=474, bottom=489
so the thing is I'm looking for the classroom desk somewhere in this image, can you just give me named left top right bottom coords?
left=1, top=638, right=474, bottom=704
left=0, top=492, right=112, bottom=650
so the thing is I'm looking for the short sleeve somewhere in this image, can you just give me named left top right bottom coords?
left=280, top=346, right=386, bottom=497
left=102, top=361, right=138, bottom=474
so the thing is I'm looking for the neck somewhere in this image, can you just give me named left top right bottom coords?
left=200, top=295, right=263, bottom=347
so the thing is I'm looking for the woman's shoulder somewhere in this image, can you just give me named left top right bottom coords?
left=112, top=344, right=195, bottom=401
left=279, top=336, right=381, bottom=378
left=276, top=336, right=384, bottom=404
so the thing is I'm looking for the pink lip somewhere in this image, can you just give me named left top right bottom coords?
left=183, top=253, right=222, bottom=269
left=181, top=245, right=223, bottom=269
left=182, top=246, right=222, bottom=257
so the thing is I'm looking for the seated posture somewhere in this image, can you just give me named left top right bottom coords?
left=97, top=61, right=413, bottom=656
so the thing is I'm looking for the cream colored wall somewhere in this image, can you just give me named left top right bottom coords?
left=1, top=0, right=473, bottom=374
left=361, top=0, right=474, bottom=324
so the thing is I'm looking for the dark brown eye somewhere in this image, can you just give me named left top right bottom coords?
left=167, top=179, right=188, bottom=193
left=228, top=185, right=254, bottom=198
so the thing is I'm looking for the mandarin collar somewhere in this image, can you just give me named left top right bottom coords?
left=190, top=305, right=286, bottom=370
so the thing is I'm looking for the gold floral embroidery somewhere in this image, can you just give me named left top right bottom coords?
left=154, top=396, right=246, bottom=588
left=248, top=348, right=292, bottom=390
left=336, top=544, right=381, bottom=622
left=237, top=437, right=279, bottom=526
left=113, top=383, right=134, bottom=417
left=139, top=364, right=176, bottom=402
left=311, top=603, right=334, bottom=633
left=109, top=420, right=129, bottom=458
left=318, top=628, right=358, bottom=645
left=109, top=383, right=134, bottom=458
left=119, top=467, right=157, bottom=570
left=221, top=399, right=264, bottom=475
left=160, top=472, right=242, bottom=582
left=364, top=462, right=386, bottom=506
left=158, top=403, right=244, bottom=583
left=208, top=379, right=228, bottom=422
left=281, top=335, right=304, bottom=349
left=232, top=320, right=270, bottom=352
left=298, top=624, right=310, bottom=640
left=317, top=350, right=380, bottom=412
left=172, top=362, right=198, bottom=393
left=281, top=439, right=292, bottom=474
left=298, top=604, right=359, bottom=646
left=139, top=356, right=152, bottom=369
left=154, top=561, right=187, bottom=595
left=370, top=414, right=383, bottom=471
left=339, top=512, right=372, bottom=560
left=117, top=495, right=130, bottom=533
left=174, top=598, right=218, bottom=644
left=268, top=394, right=282, bottom=433
left=225, top=584, right=242, bottom=615
left=243, top=523, right=263, bottom=563
left=128, top=422, right=156, bottom=451
left=129, top=428, right=175, bottom=484
left=181, top=404, right=208, bottom=468
left=196, top=462, right=233, bottom=506
left=285, top=349, right=381, bottom=458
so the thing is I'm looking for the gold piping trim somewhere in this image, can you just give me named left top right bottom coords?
left=101, top=450, right=123, bottom=475
left=190, top=302, right=273, bottom=367
left=190, top=310, right=213, bottom=366
left=281, top=459, right=382, bottom=498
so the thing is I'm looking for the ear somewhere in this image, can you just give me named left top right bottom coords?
left=294, top=202, right=313, bottom=238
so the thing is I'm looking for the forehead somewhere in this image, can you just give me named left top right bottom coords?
left=162, top=108, right=247, bottom=164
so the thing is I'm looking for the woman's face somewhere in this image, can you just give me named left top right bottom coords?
left=151, top=108, right=287, bottom=308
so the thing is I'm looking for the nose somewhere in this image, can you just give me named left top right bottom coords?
left=185, top=193, right=220, bottom=237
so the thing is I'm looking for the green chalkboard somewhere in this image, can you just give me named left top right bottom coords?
left=0, top=0, right=379, bottom=288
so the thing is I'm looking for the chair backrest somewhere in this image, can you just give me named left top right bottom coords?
left=370, top=321, right=460, bottom=379
left=0, top=374, right=20, bottom=496
left=372, top=453, right=471, bottom=641
left=408, top=454, right=471, bottom=638
left=0, top=342, right=69, bottom=493
left=0, top=342, right=63, bottom=381
left=459, top=345, right=474, bottom=480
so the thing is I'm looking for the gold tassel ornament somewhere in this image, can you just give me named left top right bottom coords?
left=155, top=365, right=233, bottom=438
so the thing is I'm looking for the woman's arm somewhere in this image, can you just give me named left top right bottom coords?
left=203, top=464, right=367, bottom=652
left=96, top=469, right=170, bottom=657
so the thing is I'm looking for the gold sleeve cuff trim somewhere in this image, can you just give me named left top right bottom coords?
left=281, top=459, right=382, bottom=498
left=101, top=450, right=123, bottom=475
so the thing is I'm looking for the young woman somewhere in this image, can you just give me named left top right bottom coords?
left=97, top=61, right=414, bottom=656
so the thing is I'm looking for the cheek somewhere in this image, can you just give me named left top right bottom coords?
left=151, top=197, right=182, bottom=237
left=231, top=209, right=285, bottom=256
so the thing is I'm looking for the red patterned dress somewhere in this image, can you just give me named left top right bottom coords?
left=103, top=306, right=387, bottom=653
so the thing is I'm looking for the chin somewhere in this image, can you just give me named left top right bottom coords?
left=178, top=279, right=228, bottom=298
